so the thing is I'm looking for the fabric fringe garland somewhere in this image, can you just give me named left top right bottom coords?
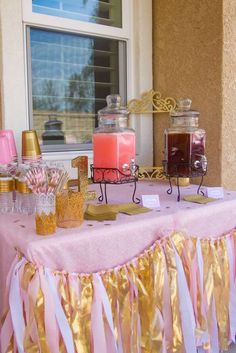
left=1, top=229, right=236, bottom=353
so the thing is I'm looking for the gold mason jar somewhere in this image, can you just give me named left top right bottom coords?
left=56, top=190, right=84, bottom=228
left=35, top=193, right=56, bottom=235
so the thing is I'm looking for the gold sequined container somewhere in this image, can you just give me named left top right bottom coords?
left=56, top=190, right=84, bottom=228
left=35, top=193, right=56, bottom=235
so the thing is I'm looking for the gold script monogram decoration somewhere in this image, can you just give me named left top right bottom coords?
left=138, top=166, right=167, bottom=181
left=127, top=89, right=177, bottom=114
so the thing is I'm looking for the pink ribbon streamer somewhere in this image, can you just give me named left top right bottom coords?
left=0, top=254, right=20, bottom=353
left=9, top=258, right=27, bottom=353
left=92, top=273, right=118, bottom=353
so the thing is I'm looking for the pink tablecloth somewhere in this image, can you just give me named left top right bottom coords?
left=1, top=181, right=236, bottom=315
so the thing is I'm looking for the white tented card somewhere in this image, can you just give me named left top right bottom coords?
left=206, top=187, right=224, bottom=199
left=142, top=195, right=160, bottom=209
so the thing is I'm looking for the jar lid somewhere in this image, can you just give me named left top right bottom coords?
left=170, top=98, right=199, bottom=127
left=0, top=177, right=14, bottom=192
left=98, top=94, right=129, bottom=117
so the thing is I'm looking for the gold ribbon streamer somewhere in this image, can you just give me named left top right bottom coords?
left=151, top=244, right=165, bottom=353
left=117, top=267, right=132, bottom=353
left=127, top=264, right=140, bottom=353
left=201, top=240, right=214, bottom=351
left=131, top=253, right=154, bottom=353
left=34, top=288, right=50, bottom=353
left=76, top=275, right=93, bottom=353
left=6, top=337, right=14, bottom=353
left=165, top=239, right=183, bottom=353
left=211, top=239, right=229, bottom=351
left=21, top=263, right=36, bottom=291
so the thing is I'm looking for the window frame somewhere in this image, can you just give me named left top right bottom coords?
left=26, top=25, right=127, bottom=152
left=0, top=0, right=153, bottom=179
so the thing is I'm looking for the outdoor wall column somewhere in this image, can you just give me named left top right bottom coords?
left=153, top=0, right=236, bottom=189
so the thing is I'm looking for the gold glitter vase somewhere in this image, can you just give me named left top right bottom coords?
left=56, top=190, right=84, bottom=228
left=35, top=193, right=56, bottom=235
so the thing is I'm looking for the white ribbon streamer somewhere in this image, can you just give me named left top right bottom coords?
left=172, top=242, right=197, bottom=353
left=94, top=273, right=118, bottom=353
left=9, top=258, right=27, bottom=353
left=91, top=274, right=107, bottom=353
left=45, top=268, right=75, bottom=353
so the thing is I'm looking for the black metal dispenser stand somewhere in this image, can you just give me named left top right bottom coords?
left=90, top=164, right=140, bottom=204
left=162, top=160, right=207, bottom=202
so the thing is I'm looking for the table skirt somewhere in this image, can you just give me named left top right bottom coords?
left=1, top=229, right=236, bottom=353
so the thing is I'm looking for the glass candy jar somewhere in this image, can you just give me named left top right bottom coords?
left=93, top=94, right=136, bottom=182
left=164, top=98, right=207, bottom=177
left=0, top=175, right=14, bottom=213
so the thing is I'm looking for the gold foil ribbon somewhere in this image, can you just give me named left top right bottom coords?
left=6, top=337, right=14, bottom=353
left=34, top=288, right=50, bottom=352
left=152, top=244, right=165, bottom=353
left=165, top=239, right=183, bottom=353
left=201, top=240, right=214, bottom=350
left=70, top=275, right=93, bottom=353
left=211, top=239, right=229, bottom=351
left=138, top=253, right=153, bottom=353
left=117, top=267, right=132, bottom=353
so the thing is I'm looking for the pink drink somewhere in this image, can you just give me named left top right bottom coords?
left=93, top=131, right=135, bottom=182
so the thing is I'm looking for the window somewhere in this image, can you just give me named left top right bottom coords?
left=27, top=27, right=126, bottom=152
left=0, top=0, right=153, bottom=177
left=32, top=0, right=122, bottom=27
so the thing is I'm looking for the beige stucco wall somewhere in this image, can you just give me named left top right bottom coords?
left=153, top=0, right=227, bottom=187
left=222, top=0, right=236, bottom=189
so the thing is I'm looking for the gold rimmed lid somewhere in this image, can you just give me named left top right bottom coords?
left=15, top=179, right=32, bottom=194
left=0, top=177, right=14, bottom=192
left=22, top=130, right=41, bottom=157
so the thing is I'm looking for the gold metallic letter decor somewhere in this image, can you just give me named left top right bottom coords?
left=71, top=156, right=97, bottom=201
left=127, top=89, right=177, bottom=114
left=72, top=156, right=88, bottom=192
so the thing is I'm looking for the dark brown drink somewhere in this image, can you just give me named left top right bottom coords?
left=165, top=132, right=205, bottom=177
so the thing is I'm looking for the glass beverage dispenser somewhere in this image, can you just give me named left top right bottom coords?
left=164, top=98, right=207, bottom=178
left=93, top=94, right=136, bottom=182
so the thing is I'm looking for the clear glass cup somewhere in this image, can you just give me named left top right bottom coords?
left=15, top=179, right=35, bottom=215
left=0, top=176, right=14, bottom=213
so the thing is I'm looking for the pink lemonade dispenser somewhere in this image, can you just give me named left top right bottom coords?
left=93, top=94, right=136, bottom=182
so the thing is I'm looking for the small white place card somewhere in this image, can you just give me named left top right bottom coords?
left=206, top=187, right=224, bottom=199
left=142, top=195, right=160, bottom=209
